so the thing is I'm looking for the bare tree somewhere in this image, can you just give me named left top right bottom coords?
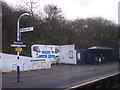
left=44, top=4, right=64, bottom=22
left=24, top=0, right=39, bottom=18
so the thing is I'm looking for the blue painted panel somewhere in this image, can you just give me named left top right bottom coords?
left=76, top=51, right=87, bottom=65
left=87, top=49, right=96, bottom=64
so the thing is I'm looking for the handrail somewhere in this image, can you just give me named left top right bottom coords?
left=41, top=62, right=46, bottom=69
left=23, top=63, right=30, bottom=71
left=12, top=64, right=17, bottom=71
left=32, top=62, right=39, bottom=70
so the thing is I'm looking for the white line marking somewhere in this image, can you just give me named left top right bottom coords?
left=67, top=72, right=119, bottom=90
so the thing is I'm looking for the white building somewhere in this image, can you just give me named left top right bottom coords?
left=31, top=44, right=77, bottom=65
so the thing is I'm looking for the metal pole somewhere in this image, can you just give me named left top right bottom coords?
left=17, top=52, right=20, bottom=82
left=17, top=15, right=20, bottom=82
left=16, top=13, right=29, bottom=82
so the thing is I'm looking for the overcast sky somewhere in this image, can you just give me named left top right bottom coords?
left=5, top=0, right=119, bottom=24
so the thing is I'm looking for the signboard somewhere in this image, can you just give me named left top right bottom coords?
left=20, top=27, right=34, bottom=33
left=11, top=41, right=26, bottom=47
left=15, top=47, right=23, bottom=52
left=13, top=41, right=24, bottom=45
left=37, top=51, right=56, bottom=58
left=11, top=44, right=26, bottom=47
left=31, top=45, right=60, bottom=59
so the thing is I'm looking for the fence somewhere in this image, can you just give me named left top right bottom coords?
left=1, top=53, right=51, bottom=72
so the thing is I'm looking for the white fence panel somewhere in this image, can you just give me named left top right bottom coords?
left=1, top=53, right=51, bottom=72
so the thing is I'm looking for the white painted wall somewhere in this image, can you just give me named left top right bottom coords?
left=1, top=44, right=76, bottom=72
left=59, top=45, right=77, bottom=64
left=1, top=53, right=51, bottom=72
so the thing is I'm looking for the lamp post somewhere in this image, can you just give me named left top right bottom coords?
left=16, top=13, right=29, bottom=82
left=17, top=13, right=29, bottom=41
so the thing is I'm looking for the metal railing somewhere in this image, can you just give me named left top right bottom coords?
left=32, top=62, right=39, bottom=70
left=22, top=63, right=30, bottom=71
left=12, top=64, right=17, bottom=71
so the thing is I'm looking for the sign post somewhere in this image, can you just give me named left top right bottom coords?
left=11, top=41, right=26, bottom=82
left=11, top=13, right=34, bottom=82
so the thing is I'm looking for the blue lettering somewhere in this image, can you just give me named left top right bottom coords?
left=48, top=55, right=55, bottom=58
left=42, top=51, right=50, bottom=54
left=39, top=55, right=47, bottom=58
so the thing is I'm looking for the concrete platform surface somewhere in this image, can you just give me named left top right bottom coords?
left=2, top=62, right=119, bottom=89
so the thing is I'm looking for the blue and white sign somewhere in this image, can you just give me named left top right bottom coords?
left=11, top=44, right=26, bottom=47
left=11, top=41, right=26, bottom=47
left=37, top=51, right=56, bottom=58
left=31, top=45, right=60, bottom=59
left=13, top=41, right=24, bottom=45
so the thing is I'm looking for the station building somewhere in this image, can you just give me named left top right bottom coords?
left=31, top=45, right=116, bottom=65
left=1, top=45, right=116, bottom=72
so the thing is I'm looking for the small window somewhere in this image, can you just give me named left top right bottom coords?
left=55, top=47, right=60, bottom=53
left=33, top=46, right=40, bottom=52
left=69, top=51, right=73, bottom=59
